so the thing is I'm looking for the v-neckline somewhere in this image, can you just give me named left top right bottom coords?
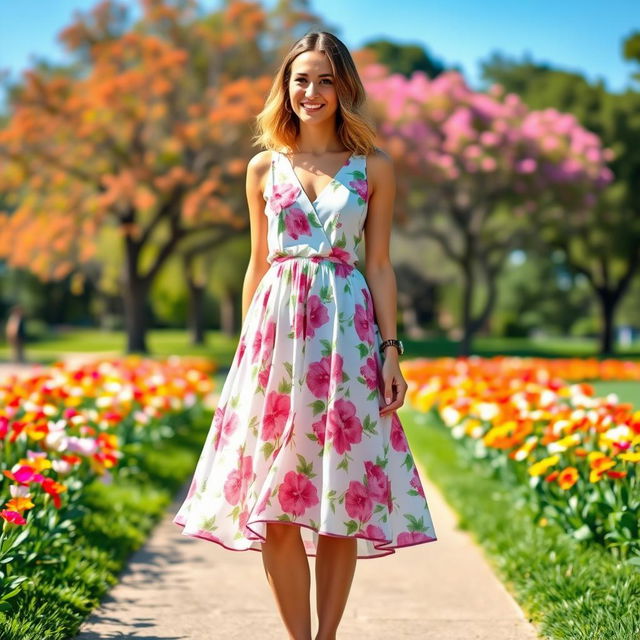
left=279, top=150, right=354, bottom=209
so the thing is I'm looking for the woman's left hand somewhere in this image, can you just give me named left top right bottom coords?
left=379, top=351, right=408, bottom=416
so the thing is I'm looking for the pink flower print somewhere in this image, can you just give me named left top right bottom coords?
left=260, top=320, right=276, bottom=363
left=262, top=287, right=271, bottom=310
left=294, top=308, right=306, bottom=339
left=237, top=336, right=246, bottom=364
left=261, top=391, right=291, bottom=441
left=361, top=523, right=386, bottom=540
left=354, top=303, right=374, bottom=344
left=277, top=470, right=319, bottom=517
left=238, top=508, right=249, bottom=532
left=312, top=412, right=327, bottom=446
left=284, top=206, right=312, bottom=240
left=364, top=461, right=390, bottom=504
left=349, top=178, right=368, bottom=203
left=223, top=469, right=243, bottom=505
left=397, top=531, right=431, bottom=545
left=251, top=327, right=263, bottom=363
left=360, top=356, right=377, bottom=390
left=256, top=488, right=271, bottom=515
left=186, top=477, right=198, bottom=499
left=258, top=362, right=271, bottom=388
left=326, top=398, right=363, bottom=455
left=268, top=182, right=300, bottom=215
left=218, top=407, right=239, bottom=448
left=361, top=287, right=375, bottom=322
left=329, top=246, right=354, bottom=278
left=390, top=411, right=409, bottom=452
left=305, top=295, right=329, bottom=339
left=410, top=465, right=425, bottom=498
left=345, top=480, right=373, bottom=523
left=306, top=354, right=344, bottom=399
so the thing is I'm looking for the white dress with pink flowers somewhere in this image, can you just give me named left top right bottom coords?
left=173, top=150, right=437, bottom=558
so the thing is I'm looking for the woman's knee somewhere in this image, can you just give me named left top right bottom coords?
left=265, top=522, right=302, bottom=544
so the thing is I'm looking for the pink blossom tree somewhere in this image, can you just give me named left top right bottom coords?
left=364, top=66, right=613, bottom=354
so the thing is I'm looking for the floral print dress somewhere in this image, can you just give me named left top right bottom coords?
left=173, top=150, right=437, bottom=558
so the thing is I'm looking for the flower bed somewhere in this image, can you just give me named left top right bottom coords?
left=402, top=356, right=640, bottom=562
left=0, top=356, right=216, bottom=613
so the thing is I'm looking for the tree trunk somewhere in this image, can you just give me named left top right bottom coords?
left=188, top=279, right=206, bottom=346
left=123, top=278, right=150, bottom=353
left=220, top=288, right=236, bottom=336
left=597, top=289, right=617, bottom=356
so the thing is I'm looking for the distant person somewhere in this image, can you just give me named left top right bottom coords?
left=6, top=304, right=27, bottom=364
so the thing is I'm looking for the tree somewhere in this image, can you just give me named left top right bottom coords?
left=364, top=65, right=612, bottom=355
left=0, top=0, right=325, bottom=353
left=481, top=46, right=640, bottom=355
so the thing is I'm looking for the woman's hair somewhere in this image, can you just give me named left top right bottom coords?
left=252, top=31, right=378, bottom=156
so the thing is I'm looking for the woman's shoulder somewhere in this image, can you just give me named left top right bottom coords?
left=364, top=146, right=394, bottom=179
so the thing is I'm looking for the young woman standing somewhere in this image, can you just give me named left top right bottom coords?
left=174, top=30, right=437, bottom=640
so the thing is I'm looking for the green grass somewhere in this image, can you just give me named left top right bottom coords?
left=401, top=380, right=640, bottom=640
left=1, top=329, right=639, bottom=371
left=0, top=407, right=212, bottom=640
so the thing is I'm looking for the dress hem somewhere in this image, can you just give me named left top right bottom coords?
left=173, top=513, right=438, bottom=560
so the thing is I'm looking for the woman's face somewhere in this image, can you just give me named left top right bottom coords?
left=288, top=50, right=339, bottom=124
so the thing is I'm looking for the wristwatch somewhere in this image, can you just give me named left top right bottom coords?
left=379, top=338, right=404, bottom=356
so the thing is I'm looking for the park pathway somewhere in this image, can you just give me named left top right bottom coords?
left=74, top=456, right=542, bottom=639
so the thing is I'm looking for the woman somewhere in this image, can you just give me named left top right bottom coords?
left=173, top=30, right=437, bottom=640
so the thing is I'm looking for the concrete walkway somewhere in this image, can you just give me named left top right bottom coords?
left=75, top=460, right=542, bottom=639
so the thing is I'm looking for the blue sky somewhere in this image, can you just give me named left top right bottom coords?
left=1, top=0, right=638, bottom=102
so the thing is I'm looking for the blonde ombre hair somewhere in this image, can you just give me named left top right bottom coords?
left=253, top=31, right=378, bottom=156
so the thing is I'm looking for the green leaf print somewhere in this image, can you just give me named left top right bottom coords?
left=342, top=371, right=350, bottom=382
left=374, top=504, right=385, bottom=514
left=335, top=232, right=347, bottom=248
left=278, top=378, right=292, bottom=394
left=277, top=212, right=286, bottom=235
left=404, top=514, right=427, bottom=533
left=230, top=505, right=241, bottom=521
left=362, top=415, right=378, bottom=435
left=310, top=519, right=319, bottom=530
left=408, top=489, right=420, bottom=497
left=287, top=330, right=294, bottom=339
left=308, top=213, right=322, bottom=228
left=367, top=389, right=378, bottom=401
left=296, top=454, right=316, bottom=478
left=351, top=169, right=365, bottom=180
left=309, top=399, right=326, bottom=416
left=284, top=361, right=293, bottom=378
left=200, top=515, right=217, bottom=531
left=306, top=432, right=318, bottom=442
left=261, top=441, right=275, bottom=460
left=343, top=281, right=351, bottom=294
left=403, top=453, right=413, bottom=471
left=319, top=285, right=334, bottom=304
left=230, top=394, right=240, bottom=409
left=337, top=453, right=351, bottom=472
left=375, top=455, right=388, bottom=469
left=320, top=338, right=333, bottom=357
left=277, top=514, right=292, bottom=522
left=344, top=519, right=359, bottom=535
left=357, top=343, right=369, bottom=359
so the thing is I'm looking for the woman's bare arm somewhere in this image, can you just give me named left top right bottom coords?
left=241, top=150, right=272, bottom=325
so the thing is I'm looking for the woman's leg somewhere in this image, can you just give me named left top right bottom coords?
left=261, top=522, right=312, bottom=640
left=314, top=534, right=358, bottom=640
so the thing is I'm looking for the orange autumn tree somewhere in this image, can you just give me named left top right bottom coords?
left=0, top=0, right=322, bottom=352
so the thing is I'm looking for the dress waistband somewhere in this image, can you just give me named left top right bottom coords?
left=272, top=254, right=354, bottom=267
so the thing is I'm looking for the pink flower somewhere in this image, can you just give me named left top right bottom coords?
left=349, top=178, right=368, bottom=202
left=361, top=287, right=374, bottom=320
left=218, top=407, right=239, bottom=448
left=223, top=454, right=254, bottom=506
left=284, top=207, right=312, bottom=239
left=345, top=480, right=373, bottom=523
left=326, top=399, right=362, bottom=454
left=364, top=461, right=390, bottom=504
left=305, top=295, right=329, bottom=339
left=277, top=470, right=319, bottom=516
left=268, top=182, right=300, bottom=214
left=237, top=336, right=246, bottom=364
left=312, top=412, right=327, bottom=446
left=262, top=287, right=272, bottom=310
left=258, top=362, right=271, bottom=388
left=329, top=246, right=354, bottom=278
left=238, top=508, right=249, bottom=532
left=360, top=523, right=386, bottom=540
left=410, top=466, right=425, bottom=498
left=306, top=354, right=344, bottom=398
left=0, top=510, right=26, bottom=525
left=251, top=327, right=263, bottom=363
left=354, top=303, right=374, bottom=344
left=260, top=320, right=277, bottom=363
left=359, top=356, right=377, bottom=390
left=397, top=531, right=431, bottom=545
left=390, top=412, right=409, bottom=452
left=261, top=391, right=290, bottom=441
left=255, top=489, right=271, bottom=515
